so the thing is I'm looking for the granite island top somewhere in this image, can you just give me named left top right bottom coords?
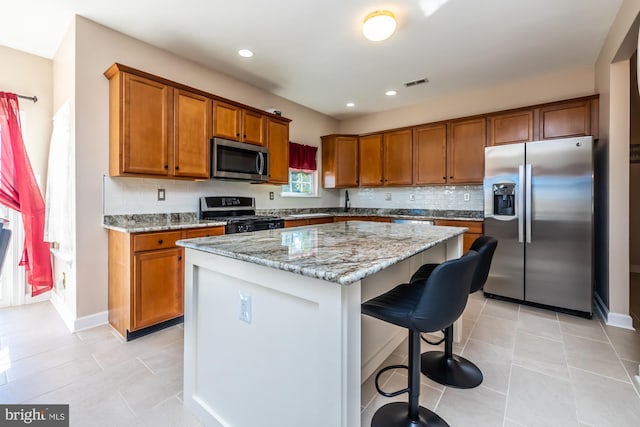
left=177, top=221, right=467, bottom=285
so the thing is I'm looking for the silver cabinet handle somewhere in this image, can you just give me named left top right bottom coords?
left=518, top=164, right=525, bottom=243
left=526, top=164, right=532, bottom=244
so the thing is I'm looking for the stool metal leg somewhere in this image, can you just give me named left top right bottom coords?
left=371, top=330, right=448, bottom=427
left=420, top=325, right=483, bottom=389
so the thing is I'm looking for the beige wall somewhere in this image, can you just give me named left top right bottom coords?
left=339, top=66, right=596, bottom=134
left=70, top=17, right=339, bottom=318
left=595, top=0, right=640, bottom=321
left=629, top=52, right=640, bottom=268
left=0, top=45, right=52, bottom=193
left=51, top=19, right=77, bottom=319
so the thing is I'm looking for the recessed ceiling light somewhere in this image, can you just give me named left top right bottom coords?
left=346, top=102, right=355, bottom=107
left=385, top=90, right=398, bottom=96
left=238, top=49, right=254, bottom=58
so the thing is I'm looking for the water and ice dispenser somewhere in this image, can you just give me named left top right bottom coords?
left=492, top=183, right=516, bottom=216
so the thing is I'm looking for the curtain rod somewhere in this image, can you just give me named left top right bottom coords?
left=17, top=94, right=38, bottom=103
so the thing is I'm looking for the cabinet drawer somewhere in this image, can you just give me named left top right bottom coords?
left=133, top=231, right=182, bottom=252
left=434, top=220, right=483, bottom=234
left=184, top=227, right=225, bottom=239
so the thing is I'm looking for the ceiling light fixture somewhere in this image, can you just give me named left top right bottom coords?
left=385, top=90, right=398, bottom=96
left=238, top=49, right=254, bottom=58
left=362, top=11, right=397, bottom=42
left=346, top=102, right=355, bottom=107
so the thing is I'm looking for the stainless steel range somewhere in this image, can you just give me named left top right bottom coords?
left=198, top=196, right=284, bottom=234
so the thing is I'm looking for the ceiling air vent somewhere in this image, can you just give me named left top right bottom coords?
left=404, top=78, right=429, bottom=87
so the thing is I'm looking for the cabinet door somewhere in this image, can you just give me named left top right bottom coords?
left=335, top=136, right=359, bottom=187
left=413, top=124, right=447, bottom=185
left=488, top=110, right=533, bottom=146
left=321, top=135, right=358, bottom=188
left=173, top=89, right=212, bottom=178
left=132, top=247, right=183, bottom=331
left=213, top=101, right=241, bottom=140
left=448, top=118, right=486, bottom=184
left=242, top=110, right=266, bottom=145
left=359, top=134, right=383, bottom=187
left=122, top=73, right=170, bottom=176
left=383, top=129, right=413, bottom=185
left=267, top=118, right=289, bottom=184
left=539, top=100, right=591, bottom=140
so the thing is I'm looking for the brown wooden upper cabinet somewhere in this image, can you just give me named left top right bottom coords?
left=267, top=117, right=289, bottom=184
left=538, top=99, right=595, bottom=140
left=413, top=123, right=447, bottom=185
left=105, top=64, right=211, bottom=179
left=173, top=89, right=212, bottom=179
left=383, top=129, right=413, bottom=186
left=447, top=118, right=486, bottom=184
left=488, top=110, right=533, bottom=146
left=321, top=135, right=359, bottom=188
left=213, top=101, right=266, bottom=146
left=358, top=131, right=413, bottom=187
left=359, top=134, right=384, bottom=187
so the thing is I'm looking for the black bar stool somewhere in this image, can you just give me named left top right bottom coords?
left=361, top=251, right=480, bottom=427
left=411, top=236, right=498, bottom=389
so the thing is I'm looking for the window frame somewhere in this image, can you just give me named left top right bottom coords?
left=280, top=168, right=319, bottom=198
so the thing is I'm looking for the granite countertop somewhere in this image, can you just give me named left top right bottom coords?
left=103, top=208, right=483, bottom=233
left=274, top=208, right=483, bottom=222
left=177, top=221, right=467, bottom=285
left=103, top=213, right=226, bottom=233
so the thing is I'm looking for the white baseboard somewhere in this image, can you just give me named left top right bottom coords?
left=631, top=264, right=640, bottom=274
left=607, top=312, right=635, bottom=330
left=594, top=292, right=635, bottom=331
left=74, top=310, right=108, bottom=332
left=49, top=292, right=108, bottom=333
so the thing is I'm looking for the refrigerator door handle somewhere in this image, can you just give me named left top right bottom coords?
left=525, top=163, right=532, bottom=243
left=518, top=164, right=525, bottom=243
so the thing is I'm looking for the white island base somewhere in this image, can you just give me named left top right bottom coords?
left=183, top=234, right=462, bottom=427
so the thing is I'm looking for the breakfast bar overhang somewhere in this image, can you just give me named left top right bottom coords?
left=177, top=221, right=467, bottom=427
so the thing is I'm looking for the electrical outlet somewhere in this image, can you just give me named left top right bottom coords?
left=269, top=191, right=274, bottom=200
left=239, top=292, right=252, bottom=323
left=385, top=192, right=392, bottom=201
left=157, top=188, right=166, bottom=201
left=409, top=194, right=415, bottom=201
left=464, top=193, right=470, bottom=201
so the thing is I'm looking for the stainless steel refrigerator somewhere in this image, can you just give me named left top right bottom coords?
left=483, top=136, right=593, bottom=316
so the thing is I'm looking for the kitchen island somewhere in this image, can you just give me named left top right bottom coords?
left=177, top=221, right=466, bottom=427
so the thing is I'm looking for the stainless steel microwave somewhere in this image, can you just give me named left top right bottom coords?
left=210, top=137, right=269, bottom=182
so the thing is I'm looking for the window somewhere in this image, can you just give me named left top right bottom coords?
left=281, top=169, right=318, bottom=197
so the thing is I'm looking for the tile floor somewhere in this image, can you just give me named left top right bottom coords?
left=0, top=295, right=639, bottom=426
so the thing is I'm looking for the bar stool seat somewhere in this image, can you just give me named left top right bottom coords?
left=362, top=251, right=480, bottom=427
left=411, top=236, right=498, bottom=389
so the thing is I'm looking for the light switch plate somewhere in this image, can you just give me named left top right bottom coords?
left=239, top=292, right=252, bottom=324
left=157, top=188, right=165, bottom=201
left=385, top=192, right=392, bottom=201
left=269, top=191, right=274, bottom=200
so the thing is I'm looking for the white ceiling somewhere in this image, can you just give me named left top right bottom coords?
left=0, top=0, right=623, bottom=120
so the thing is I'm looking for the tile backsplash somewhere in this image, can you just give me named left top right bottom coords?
left=102, top=176, right=339, bottom=215
left=343, top=185, right=484, bottom=211
left=103, top=176, right=483, bottom=215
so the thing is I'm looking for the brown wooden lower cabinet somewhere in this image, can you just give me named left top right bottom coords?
left=108, top=226, right=224, bottom=340
left=284, top=217, right=334, bottom=227
left=434, top=220, right=483, bottom=252
left=333, top=216, right=392, bottom=223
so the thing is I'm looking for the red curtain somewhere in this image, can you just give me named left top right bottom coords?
left=289, top=142, right=317, bottom=171
left=0, top=92, right=52, bottom=296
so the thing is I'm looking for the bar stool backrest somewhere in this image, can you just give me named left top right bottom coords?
left=468, top=236, right=498, bottom=294
left=410, top=251, right=479, bottom=333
